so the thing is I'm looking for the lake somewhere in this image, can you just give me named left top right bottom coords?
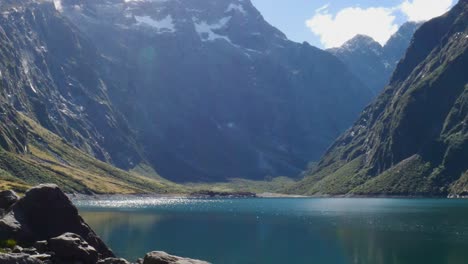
left=75, top=198, right=468, bottom=264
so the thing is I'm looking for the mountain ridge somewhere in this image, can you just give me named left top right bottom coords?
left=329, top=22, right=422, bottom=94
left=58, top=0, right=374, bottom=182
left=290, top=0, right=468, bottom=196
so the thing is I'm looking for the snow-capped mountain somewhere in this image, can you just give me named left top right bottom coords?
left=329, top=22, right=422, bottom=95
left=60, top=0, right=290, bottom=56
left=53, top=0, right=374, bottom=182
left=292, top=1, right=467, bottom=196
left=0, top=0, right=374, bottom=183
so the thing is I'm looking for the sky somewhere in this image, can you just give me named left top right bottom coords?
left=250, top=0, right=457, bottom=49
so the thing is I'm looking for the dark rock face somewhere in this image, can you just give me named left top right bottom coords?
left=292, top=1, right=468, bottom=196
left=329, top=22, right=422, bottom=94
left=143, top=251, right=210, bottom=264
left=56, top=0, right=373, bottom=182
left=48, top=233, right=99, bottom=264
left=0, top=184, right=114, bottom=258
left=0, top=190, right=19, bottom=210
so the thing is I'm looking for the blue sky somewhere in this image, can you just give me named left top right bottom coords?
left=251, top=0, right=456, bottom=49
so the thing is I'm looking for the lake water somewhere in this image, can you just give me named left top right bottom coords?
left=75, top=198, right=468, bottom=264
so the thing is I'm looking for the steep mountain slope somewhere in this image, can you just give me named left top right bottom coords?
left=0, top=105, right=181, bottom=194
left=329, top=22, right=421, bottom=94
left=59, top=0, right=373, bottom=182
left=0, top=0, right=185, bottom=193
left=291, top=0, right=468, bottom=196
left=0, top=0, right=143, bottom=169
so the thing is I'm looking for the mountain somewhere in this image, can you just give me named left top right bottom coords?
left=56, top=0, right=374, bottom=182
left=0, top=0, right=144, bottom=168
left=290, top=0, right=468, bottom=196
left=329, top=22, right=422, bottom=94
left=0, top=0, right=181, bottom=193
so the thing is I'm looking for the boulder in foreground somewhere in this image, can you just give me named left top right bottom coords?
left=0, top=190, right=19, bottom=211
left=0, top=184, right=114, bottom=258
left=0, top=184, right=211, bottom=264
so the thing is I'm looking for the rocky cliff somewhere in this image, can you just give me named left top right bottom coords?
left=291, top=0, right=468, bottom=196
left=0, top=0, right=143, bottom=169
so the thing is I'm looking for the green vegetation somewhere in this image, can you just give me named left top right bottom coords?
left=0, top=239, right=17, bottom=249
left=292, top=158, right=369, bottom=195
left=350, top=155, right=435, bottom=196
left=0, top=113, right=186, bottom=194
left=187, top=177, right=297, bottom=194
left=289, top=1, right=468, bottom=197
left=0, top=112, right=295, bottom=195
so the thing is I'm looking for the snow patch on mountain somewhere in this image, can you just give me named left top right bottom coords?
left=194, top=16, right=232, bottom=43
left=53, top=0, right=63, bottom=12
left=21, top=57, right=37, bottom=94
left=135, top=15, right=176, bottom=33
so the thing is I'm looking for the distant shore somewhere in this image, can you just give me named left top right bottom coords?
left=68, top=192, right=310, bottom=201
left=68, top=192, right=460, bottom=201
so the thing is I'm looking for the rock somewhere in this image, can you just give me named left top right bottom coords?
left=97, top=257, right=130, bottom=264
left=48, top=233, right=98, bottom=264
left=0, top=190, right=19, bottom=210
left=0, top=253, right=43, bottom=264
left=0, top=185, right=213, bottom=264
left=143, top=251, right=210, bottom=264
left=22, top=247, right=39, bottom=255
left=30, top=254, right=52, bottom=263
left=11, top=245, right=38, bottom=255
left=1, top=248, right=12, bottom=253
left=33, top=241, right=48, bottom=253
left=0, top=184, right=114, bottom=258
left=13, top=245, right=23, bottom=253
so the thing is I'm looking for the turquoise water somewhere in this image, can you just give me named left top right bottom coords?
left=76, top=198, right=468, bottom=264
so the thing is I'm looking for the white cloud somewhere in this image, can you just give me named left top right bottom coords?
left=306, top=0, right=455, bottom=48
left=400, top=0, right=453, bottom=22
left=306, top=6, right=398, bottom=48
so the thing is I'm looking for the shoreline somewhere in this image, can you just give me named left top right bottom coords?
left=67, top=192, right=464, bottom=200
left=0, top=184, right=210, bottom=264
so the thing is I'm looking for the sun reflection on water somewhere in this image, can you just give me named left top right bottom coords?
left=73, top=197, right=223, bottom=209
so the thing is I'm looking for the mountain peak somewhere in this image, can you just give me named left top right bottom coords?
left=335, top=34, right=383, bottom=56
left=328, top=22, right=422, bottom=94
left=292, top=0, right=468, bottom=196
left=60, top=0, right=287, bottom=51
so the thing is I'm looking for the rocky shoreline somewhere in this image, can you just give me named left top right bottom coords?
left=0, top=184, right=210, bottom=264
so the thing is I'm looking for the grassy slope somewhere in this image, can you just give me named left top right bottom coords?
left=0, top=113, right=185, bottom=194
left=1, top=112, right=294, bottom=195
